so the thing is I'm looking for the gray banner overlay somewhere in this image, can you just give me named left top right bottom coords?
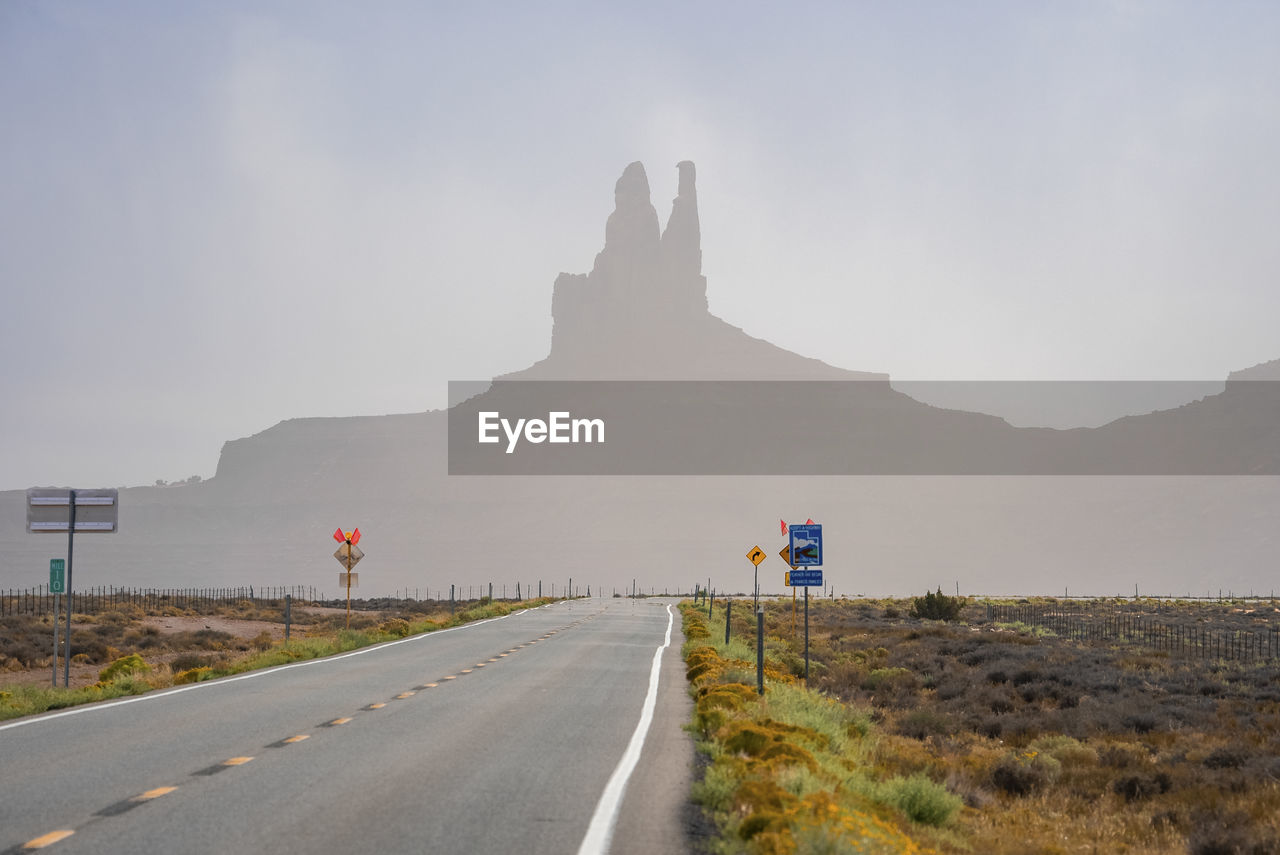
left=447, top=380, right=1279, bottom=475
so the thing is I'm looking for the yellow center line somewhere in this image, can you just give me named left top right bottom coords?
left=442, top=675, right=457, bottom=680
left=396, top=691, right=415, bottom=699
left=283, top=735, right=310, bottom=744
left=460, top=669, right=473, bottom=674
left=223, top=757, right=254, bottom=766
left=368, top=702, right=386, bottom=709
left=134, top=786, right=178, bottom=801
left=487, top=657, right=499, bottom=662
left=330, top=717, right=352, bottom=725
left=22, top=830, right=74, bottom=849
left=475, top=663, right=487, bottom=667
left=498, top=653, right=509, bottom=657
left=422, top=682, right=439, bottom=688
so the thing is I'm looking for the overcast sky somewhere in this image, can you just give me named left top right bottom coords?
left=2, top=1, right=1278, bottom=490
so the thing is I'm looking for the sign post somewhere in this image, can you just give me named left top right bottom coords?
left=49, top=559, right=65, bottom=687
left=786, top=521, right=823, bottom=683
left=332, top=527, right=363, bottom=628
left=745, top=545, right=766, bottom=612
left=27, top=489, right=119, bottom=687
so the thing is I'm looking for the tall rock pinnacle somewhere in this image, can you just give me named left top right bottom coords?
left=525, top=160, right=878, bottom=380
left=661, top=160, right=704, bottom=292
left=551, top=161, right=710, bottom=363
left=590, top=162, right=661, bottom=297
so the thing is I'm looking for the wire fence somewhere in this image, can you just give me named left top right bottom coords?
left=0, top=579, right=685, bottom=618
left=986, top=601, right=1280, bottom=663
left=0, top=585, right=317, bottom=617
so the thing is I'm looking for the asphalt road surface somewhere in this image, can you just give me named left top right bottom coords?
left=0, top=598, right=696, bottom=855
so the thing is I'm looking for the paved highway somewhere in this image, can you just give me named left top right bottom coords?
left=0, top=598, right=694, bottom=855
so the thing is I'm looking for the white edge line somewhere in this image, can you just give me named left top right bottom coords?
left=576, top=603, right=674, bottom=855
left=0, top=603, right=567, bottom=733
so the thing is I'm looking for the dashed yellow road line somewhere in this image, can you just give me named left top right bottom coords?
left=367, top=702, right=386, bottom=710
left=329, top=717, right=353, bottom=725
left=460, top=669, right=473, bottom=674
left=135, top=786, right=177, bottom=801
left=21, top=830, right=74, bottom=849
left=474, top=663, right=486, bottom=668
left=396, top=691, right=415, bottom=699
left=487, top=657, right=499, bottom=662
left=195, top=755, right=254, bottom=776
left=442, top=675, right=457, bottom=680
left=420, top=682, right=439, bottom=688
left=282, top=735, right=309, bottom=744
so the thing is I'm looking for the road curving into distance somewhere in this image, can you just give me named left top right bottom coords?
left=0, top=598, right=694, bottom=855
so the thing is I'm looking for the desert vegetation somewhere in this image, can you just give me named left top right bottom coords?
left=0, top=595, right=551, bottom=721
left=684, top=595, right=1280, bottom=854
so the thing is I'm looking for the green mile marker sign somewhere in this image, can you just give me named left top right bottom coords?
left=49, top=559, right=66, bottom=594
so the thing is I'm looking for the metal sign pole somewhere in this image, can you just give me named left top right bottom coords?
left=64, top=490, right=75, bottom=688
left=804, top=586, right=810, bottom=682
left=756, top=608, right=765, bottom=695
left=52, top=590, right=59, bottom=688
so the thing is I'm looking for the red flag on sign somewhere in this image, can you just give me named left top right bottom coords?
left=780, top=519, right=787, bottom=535
left=332, top=527, right=345, bottom=543
left=806, top=518, right=814, bottom=525
left=350, top=528, right=361, bottom=545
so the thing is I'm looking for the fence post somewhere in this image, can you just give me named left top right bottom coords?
left=285, top=594, right=292, bottom=643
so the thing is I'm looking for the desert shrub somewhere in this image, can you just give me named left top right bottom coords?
left=882, top=774, right=962, bottom=827
left=170, top=653, right=213, bottom=672
left=1188, top=810, right=1280, bottom=855
left=1121, top=712, right=1158, bottom=734
left=250, top=630, right=275, bottom=650
left=883, top=604, right=901, bottom=619
left=378, top=618, right=411, bottom=638
left=168, top=628, right=235, bottom=650
left=986, top=691, right=1016, bottom=714
left=861, top=667, right=914, bottom=692
left=991, top=752, right=1058, bottom=796
left=1099, top=744, right=1146, bottom=769
left=99, top=609, right=138, bottom=626
left=1204, top=745, right=1250, bottom=770
left=1011, top=668, right=1041, bottom=686
left=1028, top=734, right=1097, bottom=768
left=98, top=653, right=150, bottom=682
left=910, top=588, right=966, bottom=621
left=896, top=709, right=953, bottom=740
left=1112, top=772, right=1172, bottom=802
left=68, top=630, right=109, bottom=664
left=173, top=666, right=212, bottom=684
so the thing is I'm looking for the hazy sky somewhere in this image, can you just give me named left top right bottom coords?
left=3, top=1, right=1278, bottom=490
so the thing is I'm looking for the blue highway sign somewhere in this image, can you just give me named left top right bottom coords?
left=788, top=524, right=822, bottom=566
left=788, top=569, right=823, bottom=587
